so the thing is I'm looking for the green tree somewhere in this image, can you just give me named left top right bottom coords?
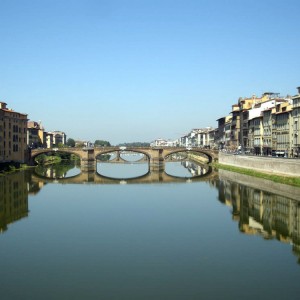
left=67, top=138, right=76, bottom=147
left=35, top=154, right=47, bottom=164
left=57, top=143, right=65, bottom=148
left=94, top=140, right=111, bottom=147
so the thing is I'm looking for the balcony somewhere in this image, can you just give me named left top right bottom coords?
left=293, top=98, right=300, bottom=108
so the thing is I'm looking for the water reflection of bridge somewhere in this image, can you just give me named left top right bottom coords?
left=31, top=167, right=218, bottom=184
left=2, top=168, right=300, bottom=263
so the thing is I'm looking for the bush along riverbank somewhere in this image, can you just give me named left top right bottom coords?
left=34, top=153, right=79, bottom=165
left=213, top=163, right=300, bottom=188
left=35, top=154, right=62, bottom=165
left=0, top=162, right=34, bottom=175
left=0, top=153, right=79, bottom=175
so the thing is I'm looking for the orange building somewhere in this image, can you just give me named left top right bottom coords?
left=0, top=102, right=28, bottom=164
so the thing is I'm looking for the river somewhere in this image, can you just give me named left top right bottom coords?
left=1, top=157, right=300, bottom=299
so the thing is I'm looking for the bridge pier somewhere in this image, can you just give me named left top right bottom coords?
left=80, top=148, right=96, bottom=172
left=149, top=149, right=165, bottom=172
left=80, top=171, right=96, bottom=182
left=116, top=151, right=121, bottom=161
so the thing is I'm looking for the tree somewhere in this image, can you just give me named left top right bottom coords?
left=94, top=140, right=111, bottom=147
left=57, top=143, right=65, bottom=148
left=67, top=138, right=76, bottom=147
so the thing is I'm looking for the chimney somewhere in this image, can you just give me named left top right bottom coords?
left=297, top=87, right=300, bottom=94
left=0, top=102, right=7, bottom=109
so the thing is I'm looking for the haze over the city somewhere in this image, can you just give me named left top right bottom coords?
left=1, top=0, right=299, bottom=145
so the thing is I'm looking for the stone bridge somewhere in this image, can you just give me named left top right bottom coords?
left=30, top=146, right=219, bottom=172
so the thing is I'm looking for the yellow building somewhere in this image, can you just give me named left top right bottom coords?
left=0, top=102, right=28, bottom=164
left=0, top=172, right=29, bottom=233
left=228, top=93, right=291, bottom=154
left=27, top=121, right=45, bottom=148
left=238, top=93, right=278, bottom=151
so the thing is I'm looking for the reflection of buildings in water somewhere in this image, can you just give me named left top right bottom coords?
left=36, top=162, right=77, bottom=179
left=0, top=172, right=29, bottom=233
left=181, top=161, right=208, bottom=176
left=217, top=179, right=300, bottom=260
left=28, top=181, right=46, bottom=195
left=46, top=168, right=67, bottom=179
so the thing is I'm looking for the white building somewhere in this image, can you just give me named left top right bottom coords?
left=150, top=139, right=177, bottom=147
left=47, top=131, right=67, bottom=146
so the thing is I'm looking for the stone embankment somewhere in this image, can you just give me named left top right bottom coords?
left=188, top=153, right=209, bottom=164
left=219, top=169, right=300, bottom=201
left=219, top=152, right=300, bottom=177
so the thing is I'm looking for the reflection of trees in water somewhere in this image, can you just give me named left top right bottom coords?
left=97, top=154, right=111, bottom=161
left=35, top=161, right=77, bottom=179
left=3, top=168, right=300, bottom=264
left=215, top=178, right=300, bottom=262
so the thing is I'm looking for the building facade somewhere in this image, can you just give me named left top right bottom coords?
left=216, top=91, right=297, bottom=157
left=47, top=131, right=67, bottom=147
left=274, top=101, right=293, bottom=157
left=0, top=102, right=28, bottom=164
left=292, top=87, right=300, bottom=157
left=27, top=121, right=45, bottom=148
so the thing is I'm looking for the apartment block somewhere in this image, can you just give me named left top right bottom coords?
left=150, top=138, right=177, bottom=147
left=217, top=92, right=296, bottom=156
left=216, top=115, right=231, bottom=149
left=0, top=102, right=28, bottom=164
left=230, top=104, right=240, bottom=149
left=179, top=128, right=216, bottom=148
left=292, top=87, right=300, bottom=157
left=47, top=131, right=67, bottom=146
left=273, top=101, right=293, bottom=157
left=27, top=121, right=45, bottom=148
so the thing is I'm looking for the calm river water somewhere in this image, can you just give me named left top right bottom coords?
left=1, top=157, right=300, bottom=300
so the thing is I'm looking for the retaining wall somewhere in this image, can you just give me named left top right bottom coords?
left=219, top=152, right=300, bottom=177
left=219, top=169, right=300, bottom=201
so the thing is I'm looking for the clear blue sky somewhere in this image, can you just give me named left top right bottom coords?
left=1, top=0, right=299, bottom=145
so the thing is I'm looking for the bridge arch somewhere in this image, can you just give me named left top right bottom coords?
left=33, top=169, right=83, bottom=181
left=163, top=149, right=213, bottom=163
left=29, top=147, right=218, bottom=173
left=94, top=149, right=151, bottom=161
left=164, top=165, right=212, bottom=180
left=30, top=148, right=82, bottom=163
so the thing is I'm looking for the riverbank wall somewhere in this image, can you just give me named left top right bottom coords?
left=219, top=152, right=300, bottom=177
left=218, top=169, right=300, bottom=201
left=188, top=153, right=209, bottom=164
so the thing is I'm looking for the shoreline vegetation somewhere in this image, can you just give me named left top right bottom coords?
left=0, top=163, right=34, bottom=175
left=0, top=154, right=79, bottom=176
left=35, top=155, right=62, bottom=165
left=214, top=163, right=300, bottom=188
